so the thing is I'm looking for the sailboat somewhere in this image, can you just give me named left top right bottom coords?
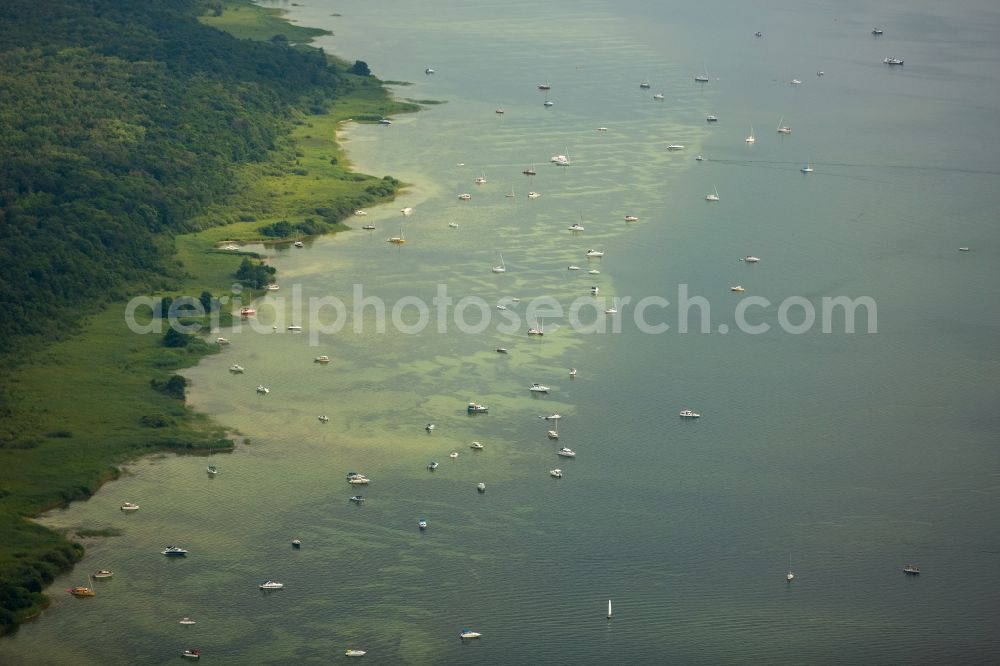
left=475, top=171, right=487, bottom=185
left=607, top=599, right=613, bottom=619
left=786, top=555, right=795, bottom=582
left=800, top=161, right=814, bottom=173
left=387, top=225, right=406, bottom=244
left=777, top=116, right=792, bottom=134
left=706, top=186, right=720, bottom=202
left=491, top=253, right=506, bottom=273
left=505, top=185, right=516, bottom=198
left=746, top=126, right=756, bottom=144
left=694, top=64, right=710, bottom=82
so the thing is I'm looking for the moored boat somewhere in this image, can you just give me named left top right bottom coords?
left=345, top=649, right=367, bottom=657
left=477, top=482, right=486, bottom=493
left=550, top=468, right=562, bottom=478
left=903, top=564, right=921, bottom=575
left=68, top=585, right=95, bottom=597
left=120, top=502, right=139, bottom=512
left=557, top=447, right=576, bottom=457
left=162, top=546, right=188, bottom=557
left=679, top=410, right=701, bottom=418
left=259, top=580, right=284, bottom=590
left=467, top=402, right=489, bottom=413
left=460, top=628, right=482, bottom=639
left=182, top=649, right=201, bottom=660
left=92, top=569, right=113, bottom=579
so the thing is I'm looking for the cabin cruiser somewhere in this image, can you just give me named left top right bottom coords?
left=121, top=502, right=140, bottom=511
left=639, top=81, right=651, bottom=89
left=349, top=495, right=365, bottom=503
left=345, top=649, right=367, bottom=657
left=557, top=447, right=576, bottom=457
left=240, top=307, right=256, bottom=317
left=586, top=249, right=604, bottom=257
left=314, top=355, right=331, bottom=363
left=347, top=474, right=370, bottom=485
left=460, top=628, right=482, bottom=639
left=550, top=468, right=563, bottom=478
left=706, top=115, right=718, bottom=122
left=418, top=517, right=428, bottom=530
left=495, top=347, right=509, bottom=353
left=742, top=256, right=760, bottom=263
left=259, top=580, right=284, bottom=590
left=470, top=441, right=485, bottom=450
left=162, top=546, right=188, bottom=557
left=182, top=649, right=201, bottom=660
left=591, top=286, right=600, bottom=294
left=216, top=337, right=230, bottom=345
left=267, top=284, right=280, bottom=291
left=427, top=461, right=439, bottom=471
left=527, top=191, right=541, bottom=199
left=542, top=413, right=562, bottom=420
left=569, top=368, right=577, bottom=377
left=883, top=57, right=903, bottom=65
left=468, top=402, right=489, bottom=413
left=679, top=410, right=701, bottom=418
left=477, top=482, right=486, bottom=493
left=318, top=415, right=330, bottom=423
left=256, top=385, right=270, bottom=394
left=667, top=144, right=684, bottom=151
left=529, top=383, right=550, bottom=393
left=287, top=325, right=302, bottom=331
left=291, top=539, right=301, bottom=548
left=93, top=569, right=113, bottom=579
left=903, top=564, right=920, bottom=575
left=354, top=210, right=368, bottom=216
left=567, top=265, right=581, bottom=271
left=179, top=617, right=197, bottom=625
left=457, top=193, right=472, bottom=200
left=624, top=215, right=638, bottom=222
left=730, top=285, right=745, bottom=293
left=527, top=327, right=544, bottom=336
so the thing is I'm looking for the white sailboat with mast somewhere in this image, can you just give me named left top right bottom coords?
left=491, top=252, right=506, bottom=273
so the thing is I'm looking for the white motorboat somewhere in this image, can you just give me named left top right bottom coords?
left=318, top=415, right=330, bottom=423
left=569, top=368, right=577, bottom=377
left=477, top=482, right=486, bottom=493
left=345, top=649, right=367, bottom=657
left=427, top=461, right=439, bottom=471
left=361, top=223, right=375, bottom=230
left=639, top=81, right=651, bottom=89
left=495, top=347, right=509, bottom=353
left=548, top=428, right=559, bottom=439
left=706, top=186, right=720, bottom=202
left=624, top=215, right=638, bottom=222
left=400, top=207, right=413, bottom=215
left=457, top=193, right=472, bottom=200
left=537, top=82, right=551, bottom=90
left=706, top=115, right=718, bottom=122
left=567, top=265, right=581, bottom=271
left=354, top=210, right=368, bottom=216
left=216, top=337, right=230, bottom=345
left=460, top=628, right=482, bottom=639
left=293, top=241, right=304, bottom=248
left=730, top=285, right=745, bottom=293
left=667, top=144, right=684, bottom=151
left=348, top=476, right=370, bottom=485
left=527, top=327, right=544, bottom=336
left=259, top=580, right=284, bottom=590
left=542, top=413, right=562, bottom=420
left=550, top=468, right=563, bottom=478
left=597, top=127, right=608, bottom=132
left=679, top=410, right=701, bottom=418
left=586, top=249, right=604, bottom=257
left=801, top=162, right=814, bottom=173
left=527, top=191, right=540, bottom=199
left=266, top=284, right=279, bottom=291
left=206, top=464, right=219, bottom=476
left=425, top=423, right=436, bottom=431
left=256, top=385, right=270, bottom=395
left=496, top=304, right=507, bottom=311
left=120, top=502, right=139, bottom=512
left=695, top=155, right=704, bottom=161
left=883, top=57, right=903, bottom=65
left=495, top=106, right=505, bottom=114
left=557, top=447, right=576, bottom=457
left=162, top=546, right=188, bottom=557
left=790, top=79, right=802, bottom=85
left=179, top=617, right=196, bottom=625
left=314, top=355, right=330, bottom=363
left=470, top=441, right=485, bottom=450
left=448, top=222, right=459, bottom=228
left=590, top=286, right=599, bottom=294
left=742, top=256, right=760, bottom=263
left=605, top=307, right=618, bottom=315
left=653, top=92, right=664, bottom=100
left=287, top=325, right=302, bottom=331
left=229, top=364, right=244, bottom=373
left=529, top=383, right=550, bottom=393
left=588, top=269, right=600, bottom=275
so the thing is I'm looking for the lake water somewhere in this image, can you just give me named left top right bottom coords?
left=4, top=0, right=1000, bottom=664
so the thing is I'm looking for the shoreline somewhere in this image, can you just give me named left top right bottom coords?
left=2, top=0, right=415, bottom=636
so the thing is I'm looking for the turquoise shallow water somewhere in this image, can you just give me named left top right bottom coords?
left=4, top=0, right=1000, bottom=664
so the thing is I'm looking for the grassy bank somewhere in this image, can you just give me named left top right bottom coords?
left=0, top=0, right=416, bottom=633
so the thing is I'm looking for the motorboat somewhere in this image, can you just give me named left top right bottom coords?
left=425, top=67, right=435, bottom=74
left=694, top=73, right=709, bottom=82
left=162, top=546, right=188, bottom=557
left=496, top=304, right=507, bottom=311
left=695, top=155, right=704, bottom=161
left=706, top=115, right=718, bottom=122
left=529, top=383, right=550, bottom=393
left=550, top=468, right=562, bottom=478
left=458, top=193, right=472, bottom=200
left=378, top=118, right=392, bottom=125
left=427, top=461, right=439, bottom=471
left=542, top=413, right=562, bottom=420
left=755, top=31, right=763, bottom=37
left=350, top=495, right=365, bottom=503
left=460, top=628, right=482, bottom=639
left=182, top=649, right=201, bottom=660
left=624, top=215, right=638, bottom=222
left=730, top=285, right=746, bottom=293
left=346, top=471, right=367, bottom=481
left=179, top=617, right=196, bottom=625
left=679, top=410, right=701, bottom=418
left=569, top=368, right=577, bottom=378
left=475, top=175, right=487, bottom=184
left=903, top=564, right=921, bottom=575
left=314, top=355, right=331, bottom=363
left=228, top=364, right=244, bottom=373
left=527, top=191, right=540, bottom=199
left=527, top=327, right=544, bottom=336
left=653, top=92, right=664, bottom=100
left=495, top=347, right=509, bottom=353
left=354, top=210, right=368, bottom=216
left=883, top=57, right=904, bottom=65
left=448, top=222, right=459, bottom=229
left=589, top=269, right=600, bottom=275
left=872, top=28, right=884, bottom=35
left=425, top=423, right=436, bottom=432
left=557, top=447, right=576, bottom=458
left=568, top=223, right=585, bottom=231
left=361, top=224, right=375, bottom=230
left=470, top=441, right=485, bottom=450
left=477, top=482, right=486, bottom=493
left=259, top=580, right=284, bottom=590
left=287, top=325, right=303, bottom=331
left=639, top=81, right=651, bottom=89
left=591, top=286, right=599, bottom=294
left=449, top=452, right=459, bottom=459
left=742, top=256, right=760, bottom=263
left=92, top=569, right=113, bottom=579
left=256, top=385, right=270, bottom=395
left=293, top=241, right=304, bottom=248
left=216, top=337, right=230, bottom=345
left=292, top=539, right=301, bottom=548
left=418, top=517, right=428, bottom=530
left=348, top=476, right=370, bottom=485
left=567, top=265, right=581, bottom=271
left=206, top=464, right=219, bottom=476
left=586, top=249, right=604, bottom=257
left=400, top=207, right=413, bottom=215
left=605, top=307, right=618, bottom=315
left=958, top=247, right=971, bottom=252
left=543, top=99, right=554, bottom=107
left=120, top=502, right=139, bottom=512
left=495, top=106, right=505, bottom=114
left=537, top=82, right=551, bottom=90
left=597, top=127, right=608, bottom=132
left=345, top=649, right=367, bottom=657
left=267, top=284, right=280, bottom=291
left=240, top=307, right=255, bottom=317
left=318, top=415, right=330, bottom=423
left=667, top=144, right=684, bottom=151
left=801, top=163, right=814, bottom=174
left=68, top=585, right=95, bottom=597
left=548, top=429, right=559, bottom=439
left=790, top=79, right=802, bottom=85
left=468, top=402, right=489, bottom=413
